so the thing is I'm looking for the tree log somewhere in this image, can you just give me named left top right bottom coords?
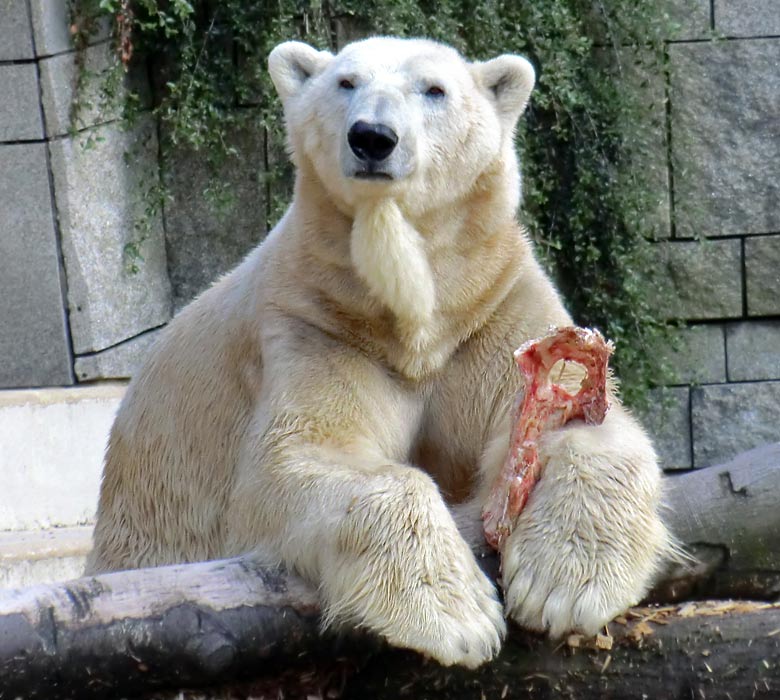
left=653, top=442, right=780, bottom=601
left=0, top=446, right=778, bottom=699
left=0, top=559, right=326, bottom=699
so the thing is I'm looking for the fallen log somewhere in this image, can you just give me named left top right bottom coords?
left=0, top=446, right=778, bottom=699
left=0, top=559, right=327, bottom=699
left=653, top=442, right=780, bottom=601
left=131, top=602, right=780, bottom=700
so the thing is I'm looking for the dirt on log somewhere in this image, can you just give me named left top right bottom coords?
left=340, top=601, right=780, bottom=700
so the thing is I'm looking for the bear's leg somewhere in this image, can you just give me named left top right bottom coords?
left=474, top=404, right=670, bottom=637
left=225, top=430, right=504, bottom=668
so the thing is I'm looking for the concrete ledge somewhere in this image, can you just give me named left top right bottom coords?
left=0, top=525, right=92, bottom=562
left=0, top=383, right=125, bottom=531
left=0, top=526, right=92, bottom=589
left=0, top=382, right=125, bottom=409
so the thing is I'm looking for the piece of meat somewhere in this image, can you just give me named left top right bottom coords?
left=482, top=326, right=614, bottom=551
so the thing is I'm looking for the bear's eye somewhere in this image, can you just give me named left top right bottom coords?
left=425, top=85, right=446, bottom=98
left=339, top=79, right=355, bottom=90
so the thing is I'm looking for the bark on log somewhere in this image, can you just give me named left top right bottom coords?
left=0, top=559, right=326, bottom=699
left=0, top=446, right=778, bottom=699
left=653, top=442, right=780, bottom=601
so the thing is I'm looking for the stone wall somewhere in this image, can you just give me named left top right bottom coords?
left=0, top=1, right=778, bottom=471
left=0, top=0, right=173, bottom=387
left=640, top=2, right=780, bottom=471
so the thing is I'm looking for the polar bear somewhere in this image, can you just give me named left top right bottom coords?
left=87, top=36, right=670, bottom=668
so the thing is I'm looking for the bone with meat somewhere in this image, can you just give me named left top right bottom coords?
left=482, top=326, right=614, bottom=551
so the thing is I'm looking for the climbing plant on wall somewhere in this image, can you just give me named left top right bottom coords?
left=72, top=0, right=677, bottom=406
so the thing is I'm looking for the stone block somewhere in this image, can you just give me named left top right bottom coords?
left=727, top=321, right=780, bottom=382
left=0, top=143, right=72, bottom=388
left=75, top=328, right=160, bottom=381
left=745, top=235, right=780, bottom=316
left=39, top=41, right=143, bottom=138
left=666, top=0, right=711, bottom=40
left=639, top=387, right=692, bottom=470
left=582, top=1, right=710, bottom=45
left=715, top=0, right=780, bottom=37
left=29, top=0, right=113, bottom=56
left=0, top=0, right=34, bottom=60
left=163, top=125, right=267, bottom=309
left=29, top=0, right=71, bottom=56
left=663, top=324, right=726, bottom=385
left=670, top=40, right=780, bottom=237
left=0, top=384, right=124, bottom=530
left=603, top=49, right=671, bottom=238
left=49, top=118, right=172, bottom=354
left=0, top=64, right=43, bottom=142
left=654, top=240, right=742, bottom=320
left=691, top=382, right=780, bottom=468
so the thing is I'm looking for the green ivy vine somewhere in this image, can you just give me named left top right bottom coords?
left=71, top=0, right=679, bottom=407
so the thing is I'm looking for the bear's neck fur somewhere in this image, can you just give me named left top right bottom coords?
left=351, top=198, right=436, bottom=353
left=287, top=156, right=527, bottom=378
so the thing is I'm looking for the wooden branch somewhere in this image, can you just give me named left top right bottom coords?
left=652, top=442, right=780, bottom=601
left=0, top=445, right=778, bottom=698
left=0, top=558, right=325, bottom=699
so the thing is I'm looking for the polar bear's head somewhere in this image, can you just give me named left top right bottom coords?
left=269, top=36, right=535, bottom=217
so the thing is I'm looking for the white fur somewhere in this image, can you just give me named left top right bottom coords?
left=268, top=42, right=334, bottom=103
left=87, top=36, right=671, bottom=669
left=352, top=199, right=435, bottom=346
left=471, top=54, right=536, bottom=127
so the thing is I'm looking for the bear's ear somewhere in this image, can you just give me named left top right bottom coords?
left=268, top=41, right=334, bottom=103
left=472, top=54, right=536, bottom=126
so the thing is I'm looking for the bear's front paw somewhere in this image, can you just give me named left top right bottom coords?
left=502, top=535, right=638, bottom=638
left=321, top=471, right=506, bottom=667
left=384, top=551, right=506, bottom=669
left=497, top=408, right=669, bottom=638
left=500, top=497, right=664, bottom=638
left=329, top=537, right=505, bottom=667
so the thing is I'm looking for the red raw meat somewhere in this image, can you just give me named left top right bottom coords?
left=482, top=326, right=614, bottom=551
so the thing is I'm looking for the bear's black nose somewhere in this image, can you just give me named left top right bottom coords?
left=348, top=121, right=398, bottom=162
